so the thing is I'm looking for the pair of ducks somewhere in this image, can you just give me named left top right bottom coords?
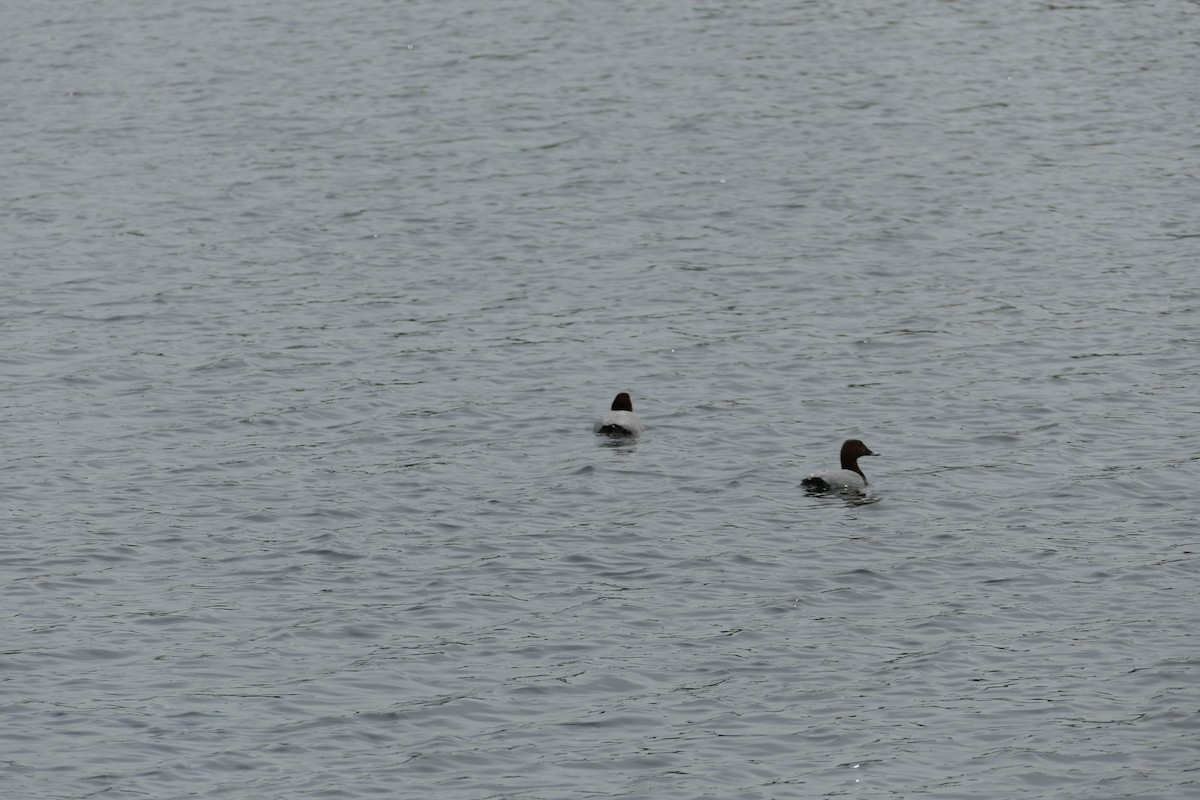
left=594, top=392, right=879, bottom=493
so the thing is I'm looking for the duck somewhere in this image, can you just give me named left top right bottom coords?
left=801, top=439, right=878, bottom=492
left=594, top=392, right=644, bottom=437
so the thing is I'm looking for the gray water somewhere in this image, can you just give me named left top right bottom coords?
left=3, top=1, right=1199, bottom=798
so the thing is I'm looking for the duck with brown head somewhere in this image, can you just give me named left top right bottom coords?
left=801, top=439, right=878, bottom=492
left=594, top=392, right=644, bottom=437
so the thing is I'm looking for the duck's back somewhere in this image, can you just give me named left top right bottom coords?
left=594, top=410, right=644, bottom=436
left=802, top=469, right=866, bottom=492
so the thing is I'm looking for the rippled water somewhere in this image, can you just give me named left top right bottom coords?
left=4, top=1, right=1199, bottom=798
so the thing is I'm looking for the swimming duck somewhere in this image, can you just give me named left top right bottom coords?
left=801, top=439, right=878, bottom=492
left=594, top=392, right=644, bottom=437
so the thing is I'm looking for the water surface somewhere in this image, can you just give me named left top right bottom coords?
left=3, top=1, right=1198, bottom=798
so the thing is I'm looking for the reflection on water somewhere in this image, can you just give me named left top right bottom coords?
left=806, top=488, right=884, bottom=508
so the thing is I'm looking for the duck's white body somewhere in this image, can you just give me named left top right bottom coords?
left=801, top=468, right=866, bottom=492
left=594, top=409, right=644, bottom=437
